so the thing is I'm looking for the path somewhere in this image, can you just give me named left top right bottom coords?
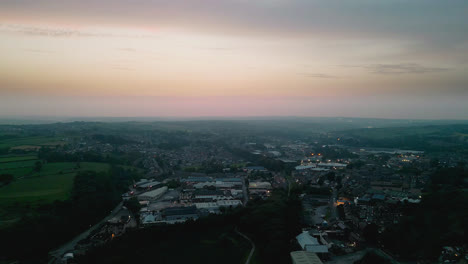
left=235, top=229, right=255, bottom=264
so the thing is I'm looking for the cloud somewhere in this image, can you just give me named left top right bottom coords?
left=300, top=73, right=339, bottom=79
left=347, top=63, right=450, bottom=75
left=111, top=66, right=135, bottom=71
left=22, top=48, right=55, bottom=54
left=0, top=24, right=156, bottom=38
left=197, top=47, right=235, bottom=51
left=117, top=48, right=136, bottom=52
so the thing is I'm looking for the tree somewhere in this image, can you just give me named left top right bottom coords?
left=34, top=161, right=42, bottom=172
left=354, top=252, right=390, bottom=264
left=362, top=223, right=379, bottom=244
left=318, top=177, right=324, bottom=186
left=337, top=205, right=345, bottom=220
left=166, top=179, right=180, bottom=189
left=0, top=174, right=14, bottom=185
left=326, top=172, right=336, bottom=182
left=124, top=197, right=141, bottom=218
left=335, top=175, right=342, bottom=184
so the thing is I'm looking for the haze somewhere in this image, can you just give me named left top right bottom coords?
left=1, top=0, right=467, bottom=119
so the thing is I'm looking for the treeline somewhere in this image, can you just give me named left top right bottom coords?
left=90, top=134, right=135, bottom=145
left=380, top=167, right=468, bottom=260
left=319, top=146, right=358, bottom=160
left=38, top=148, right=141, bottom=167
left=333, top=125, right=468, bottom=154
left=228, top=147, right=297, bottom=173
left=77, top=189, right=303, bottom=264
left=0, top=173, right=14, bottom=186
left=0, top=166, right=137, bottom=263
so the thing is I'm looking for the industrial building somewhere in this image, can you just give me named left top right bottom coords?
left=138, top=186, right=168, bottom=201
left=163, top=206, right=198, bottom=222
left=290, top=251, right=323, bottom=264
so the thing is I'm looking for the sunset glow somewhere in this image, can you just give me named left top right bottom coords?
left=1, top=1, right=467, bottom=118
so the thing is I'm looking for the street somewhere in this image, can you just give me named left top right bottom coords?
left=48, top=201, right=123, bottom=263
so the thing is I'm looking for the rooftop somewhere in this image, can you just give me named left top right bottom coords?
left=163, top=206, right=198, bottom=216
left=290, top=251, right=323, bottom=264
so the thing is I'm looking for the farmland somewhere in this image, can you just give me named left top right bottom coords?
left=0, top=135, right=66, bottom=149
left=0, top=161, right=110, bottom=204
left=0, top=161, right=110, bottom=228
left=0, top=155, right=38, bottom=163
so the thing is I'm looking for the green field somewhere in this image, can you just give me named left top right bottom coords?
left=0, top=160, right=38, bottom=170
left=0, top=162, right=110, bottom=228
left=0, top=155, right=38, bottom=163
left=0, top=136, right=65, bottom=149
left=0, top=162, right=110, bottom=205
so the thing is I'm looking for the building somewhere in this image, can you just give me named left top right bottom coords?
left=296, top=231, right=329, bottom=255
left=244, top=166, right=267, bottom=172
left=181, top=176, right=213, bottom=183
left=217, top=199, right=242, bottom=207
left=317, top=163, right=347, bottom=169
left=136, top=180, right=161, bottom=190
left=215, top=177, right=243, bottom=187
left=141, top=212, right=162, bottom=225
left=138, top=186, right=168, bottom=201
left=195, top=200, right=242, bottom=213
left=290, top=251, right=323, bottom=264
left=163, top=206, right=198, bottom=222
left=249, top=181, right=272, bottom=189
left=193, top=189, right=226, bottom=200
left=296, top=164, right=317, bottom=170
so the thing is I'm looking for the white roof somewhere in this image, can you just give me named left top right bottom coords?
left=305, top=245, right=329, bottom=253
left=138, top=181, right=161, bottom=188
left=317, top=163, right=347, bottom=167
left=217, top=200, right=242, bottom=206
left=139, top=186, right=168, bottom=198
left=296, top=231, right=319, bottom=250
left=249, top=182, right=272, bottom=189
left=296, top=165, right=317, bottom=170
left=290, top=251, right=323, bottom=264
left=195, top=202, right=219, bottom=209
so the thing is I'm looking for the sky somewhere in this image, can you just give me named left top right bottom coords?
left=1, top=0, right=467, bottom=119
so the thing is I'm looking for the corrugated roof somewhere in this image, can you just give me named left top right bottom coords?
left=290, top=251, right=323, bottom=264
left=296, top=231, right=319, bottom=249
left=305, top=245, right=328, bottom=253
left=139, top=186, right=168, bottom=198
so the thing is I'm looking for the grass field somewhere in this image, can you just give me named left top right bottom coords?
left=0, top=160, right=38, bottom=170
left=0, top=136, right=65, bottom=149
left=0, top=162, right=110, bottom=228
left=0, top=162, right=110, bottom=205
left=0, top=155, right=38, bottom=163
left=0, top=154, right=40, bottom=177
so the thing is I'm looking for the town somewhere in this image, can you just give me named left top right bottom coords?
left=0, top=120, right=466, bottom=264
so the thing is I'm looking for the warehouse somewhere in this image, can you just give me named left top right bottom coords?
left=138, top=186, right=168, bottom=201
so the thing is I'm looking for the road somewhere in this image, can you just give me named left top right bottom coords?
left=235, top=229, right=255, bottom=264
left=48, top=201, right=123, bottom=263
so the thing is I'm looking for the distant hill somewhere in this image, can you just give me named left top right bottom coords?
left=331, top=124, right=468, bottom=152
